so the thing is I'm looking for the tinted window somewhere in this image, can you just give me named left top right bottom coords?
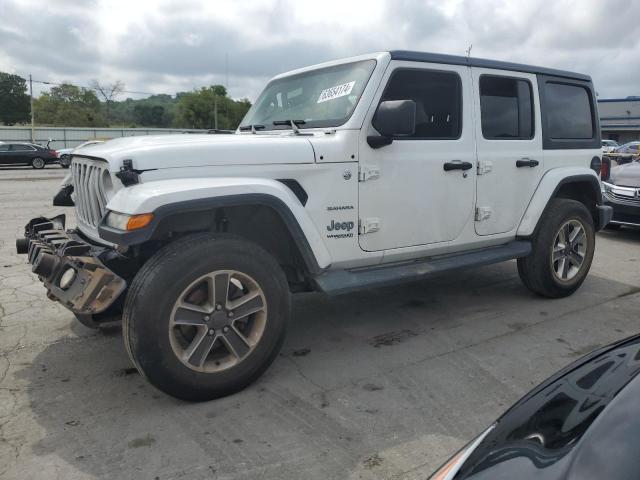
left=11, top=144, right=34, bottom=151
left=545, top=83, right=593, bottom=139
left=0, top=144, right=9, bottom=152
left=378, top=69, right=462, bottom=139
left=480, top=76, right=533, bottom=139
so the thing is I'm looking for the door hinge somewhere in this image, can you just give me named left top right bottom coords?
left=477, top=160, right=493, bottom=175
left=359, top=217, right=380, bottom=235
left=475, top=207, right=492, bottom=221
left=358, top=165, right=380, bottom=182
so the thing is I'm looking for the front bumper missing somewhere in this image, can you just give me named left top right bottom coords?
left=16, top=215, right=126, bottom=314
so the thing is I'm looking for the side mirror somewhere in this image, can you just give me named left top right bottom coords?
left=368, top=99, right=416, bottom=149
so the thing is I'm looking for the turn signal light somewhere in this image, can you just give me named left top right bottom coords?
left=126, top=213, right=154, bottom=231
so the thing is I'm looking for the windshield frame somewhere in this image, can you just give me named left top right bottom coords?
left=240, top=59, right=378, bottom=131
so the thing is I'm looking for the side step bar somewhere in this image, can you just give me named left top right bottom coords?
left=314, top=240, right=532, bottom=296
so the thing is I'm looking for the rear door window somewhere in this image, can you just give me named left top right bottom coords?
left=479, top=76, right=534, bottom=140
left=11, top=144, right=35, bottom=151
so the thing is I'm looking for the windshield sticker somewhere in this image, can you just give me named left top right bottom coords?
left=317, top=81, right=356, bottom=103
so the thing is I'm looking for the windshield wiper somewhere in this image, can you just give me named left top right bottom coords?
left=238, top=124, right=265, bottom=134
left=273, top=119, right=306, bottom=134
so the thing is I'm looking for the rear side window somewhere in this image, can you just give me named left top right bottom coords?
left=0, top=145, right=9, bottom=152
left=11, top=144, right=34, bottom=151
left=379, top=69, right=462, bottom=139
left=479, top=76, right=533, bottom=140
left=545, top=83, right=593, bottom=139
left=538, top=76, right=599, bottom=150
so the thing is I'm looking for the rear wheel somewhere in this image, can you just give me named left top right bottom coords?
left=123, top=234, right=290, bottom=401
left=31, top=157, right=45, bottom=169
left=518, top=199, right=595, bottom=298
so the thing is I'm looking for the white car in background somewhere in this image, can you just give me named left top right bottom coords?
left=57, top=140, right=105, bottom=168
left=602, top=139, right=620, bottom=153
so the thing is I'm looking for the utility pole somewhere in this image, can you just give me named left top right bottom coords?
left=225, top=52, right=229, bottom=91
left=214, top=98, right=218, bottom=130
left=29, top=74, right=34, bottom=143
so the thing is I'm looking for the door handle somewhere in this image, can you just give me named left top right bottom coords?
left=443, top=160, right=473, bottom=171
left=516, top=158, right=539, bottom=168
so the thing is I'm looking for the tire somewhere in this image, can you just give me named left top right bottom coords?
left=518, top=198, right=595, bottom=298
left=123, top=233, right=291, bottom=401
left=59, top=155, right=71, bottom=168
left=31, top=157, right=45, bottom=169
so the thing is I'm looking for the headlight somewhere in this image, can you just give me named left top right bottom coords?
left=104, top=211, right=154, bottom=231
left=429, top=425, right=495, bottom=480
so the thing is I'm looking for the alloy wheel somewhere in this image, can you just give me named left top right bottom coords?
left=168, top=270, right=267, bottom=373
left=551, top=219, right=587, bottom=282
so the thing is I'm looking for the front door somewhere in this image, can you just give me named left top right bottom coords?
left=471, top=69, right=544, bottom=235
left=358, top=62, right=476, bottom=252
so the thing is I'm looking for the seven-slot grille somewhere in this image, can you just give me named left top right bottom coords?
left=72, top=157, right=110, bottom=228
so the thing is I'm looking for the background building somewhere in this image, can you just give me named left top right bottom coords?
left=598, top=97, right=640, bottom=144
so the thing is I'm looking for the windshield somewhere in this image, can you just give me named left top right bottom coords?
left=241, top=60, right=376, bottom=130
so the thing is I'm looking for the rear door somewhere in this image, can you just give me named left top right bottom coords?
left=0, top=144, right=10, bottom=164
left=10, top=144, right=36, bottom=164
left=472, top=69, right=543, bottom=235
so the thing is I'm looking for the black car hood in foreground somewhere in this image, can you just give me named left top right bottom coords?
left=454, top=335, right=640, bottom=480
left=609, top=161, right=640, bottom=188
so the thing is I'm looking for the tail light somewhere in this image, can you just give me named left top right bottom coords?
left=49, top=150, right=58, bottom=158
left=601, top=156, right=611, bottom=181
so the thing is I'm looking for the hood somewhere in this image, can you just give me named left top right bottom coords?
left=609, top=161, right=640, bottom=188
left=72, top=133, right=316, bottom=171
left=454, top=335, right=640, bottom=480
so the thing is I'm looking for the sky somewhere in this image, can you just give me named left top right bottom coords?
left=1, top=0, right=638, bottom=102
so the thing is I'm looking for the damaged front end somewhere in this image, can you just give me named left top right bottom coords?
left=16, top=215, right=126, bottom=315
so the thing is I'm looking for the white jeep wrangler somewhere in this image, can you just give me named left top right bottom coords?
left=17, top=51, right=612, bottom=401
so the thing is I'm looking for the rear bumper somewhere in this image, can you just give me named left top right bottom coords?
left=16, top=215, right=126, bottom=314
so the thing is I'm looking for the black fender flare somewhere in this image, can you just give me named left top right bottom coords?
left=98, top=193, right=322, bottom=275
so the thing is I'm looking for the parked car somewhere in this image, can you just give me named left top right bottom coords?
left=0, top=142, right=59, bottom=169
left=601, top=139, right=619, bottom=153
left=608, top=141, right=640, bottom=165
left=429, top=334, right=640, bottom=480
left=602, top=159, right=640, bottom=228
left=16, top=51, right=611, bottom=401
left=57, top=140, right=105, bottom=168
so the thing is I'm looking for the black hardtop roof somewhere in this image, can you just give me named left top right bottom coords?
left=389, top=50, right=591, bottom=82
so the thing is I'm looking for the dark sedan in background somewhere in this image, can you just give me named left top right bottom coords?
left=0, top=142, right=60, bottom=169
left=602, top=159, right=640, bottom=228
left=429, top=334, right=640, bottom=480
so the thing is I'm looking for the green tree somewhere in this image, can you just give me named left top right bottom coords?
left=0, top=72, right=30, bottom=125
left=174, top=85, right=251, bottom=130
left=34, top=84, right=106, bottom=126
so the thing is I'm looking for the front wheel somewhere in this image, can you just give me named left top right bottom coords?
left=123, top=234, right=290, bottom=401
left=31, top=157, right=45, bottom=169
left=59, top=155, right=71, bottom=168
left=518, top=199, right=595, bottom=298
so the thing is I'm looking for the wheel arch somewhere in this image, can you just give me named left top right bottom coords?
left=100, top=190, right=330, bottom=285
left=518, top=169, right=602, bottom=237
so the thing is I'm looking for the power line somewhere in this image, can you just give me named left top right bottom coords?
left=30, top=78, right=167, bottom=97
